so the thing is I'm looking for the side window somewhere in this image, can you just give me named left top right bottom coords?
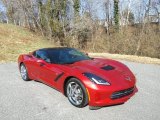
left=34, top=50, right=51, bottom=63
left=33, top=51, right=37, bottom=57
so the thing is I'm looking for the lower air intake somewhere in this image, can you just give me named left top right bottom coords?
left=111, top=87, right=134, bottom=100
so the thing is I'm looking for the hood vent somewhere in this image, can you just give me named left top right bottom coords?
left=101, top=65, right=115, bottom=71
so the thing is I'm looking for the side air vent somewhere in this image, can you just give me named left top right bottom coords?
left=101, top=65, right=115, bottom=71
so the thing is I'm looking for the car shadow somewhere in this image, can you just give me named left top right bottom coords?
left=33, top=80, right=62, bottom=93
left=89, top=103, right=124, bottom=110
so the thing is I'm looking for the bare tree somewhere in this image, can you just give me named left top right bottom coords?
left=104, top=0, right=110, bottom=32
left=144, top=0, right=152, bottom=23
left=126, top=0, right=131, bottom=25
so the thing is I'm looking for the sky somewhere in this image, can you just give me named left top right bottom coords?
left=0, top=0, right=159, bottom=21
left=0, top=0, right=5, bottom=12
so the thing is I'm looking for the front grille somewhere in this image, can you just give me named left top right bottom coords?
left=111, top=87, right=134, bottom=100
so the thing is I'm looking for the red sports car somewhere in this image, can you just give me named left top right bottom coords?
left=18, top=47, right=137, bottom=109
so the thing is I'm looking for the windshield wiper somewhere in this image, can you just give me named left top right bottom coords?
left=64, top=61, right=77, bottom=64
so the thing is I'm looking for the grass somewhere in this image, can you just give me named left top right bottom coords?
left=0, top=23, right=55, bottom=62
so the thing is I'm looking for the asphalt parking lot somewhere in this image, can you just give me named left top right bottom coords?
left=0, top=61, right=160, bottom=120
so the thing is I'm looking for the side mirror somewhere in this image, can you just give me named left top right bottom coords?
left=37, top=59, right=46, bottom=66
left=27, top=52, right=33, bottom=58
left=85, top=53, right=89, bottom=56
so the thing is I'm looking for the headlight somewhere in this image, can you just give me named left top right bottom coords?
left=83, top=73, right=110, bottom=86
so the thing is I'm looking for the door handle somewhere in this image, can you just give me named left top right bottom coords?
left=39, top=63, right=45, bottom=67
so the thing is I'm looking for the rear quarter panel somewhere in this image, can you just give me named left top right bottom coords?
left=18, top=54, right=30, bottom=67
left=18, top=54, right=35, bottom=79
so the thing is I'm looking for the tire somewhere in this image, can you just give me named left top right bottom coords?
left=20, top=63, right=30, bottom=81
left=66, top=78, right=88, bottom=108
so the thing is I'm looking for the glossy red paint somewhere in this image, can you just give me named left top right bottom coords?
left=18, top=50, right=137, bottom=107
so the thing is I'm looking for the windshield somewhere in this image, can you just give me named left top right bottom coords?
left=47, top=48, right=91, bottom=64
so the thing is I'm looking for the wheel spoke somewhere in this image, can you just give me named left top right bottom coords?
left=71, top=84, right=78, bottom=96
left=75, top=98, right=80, bottom=104
left=67, top=83, right=74, bottom=97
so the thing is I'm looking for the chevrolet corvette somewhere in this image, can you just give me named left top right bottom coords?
left=18, top=47, right=137, bottom=109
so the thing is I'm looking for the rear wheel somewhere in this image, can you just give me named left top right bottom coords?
left=66, top=78, right=88, bottom=108
left=20, top=64, right=30, bottom=81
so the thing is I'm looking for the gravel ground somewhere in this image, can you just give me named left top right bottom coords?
left=0, top=61, right=160, bottom=120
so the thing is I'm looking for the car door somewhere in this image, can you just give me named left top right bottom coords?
left=34, top=50, right=62, bottom=87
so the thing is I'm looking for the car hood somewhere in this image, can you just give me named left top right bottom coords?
left=65, top=58, right=136, bottom=88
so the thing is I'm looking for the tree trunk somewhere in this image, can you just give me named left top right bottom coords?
left=126, top=0, right=131, bottom=25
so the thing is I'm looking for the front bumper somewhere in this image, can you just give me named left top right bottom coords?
left=87, top=85, right=138, bottom=107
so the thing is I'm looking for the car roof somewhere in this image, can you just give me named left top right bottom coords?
left=38, top=47, right=73, bottom=52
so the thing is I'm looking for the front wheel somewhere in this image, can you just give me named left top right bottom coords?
left=20, top=63, right=30, bottom=81
left=66, top=78, right=88, bottom=108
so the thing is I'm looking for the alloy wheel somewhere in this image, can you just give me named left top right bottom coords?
left=67, top=81, right=84, bottom=106
left=20, top=65, right=27, bottom=80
